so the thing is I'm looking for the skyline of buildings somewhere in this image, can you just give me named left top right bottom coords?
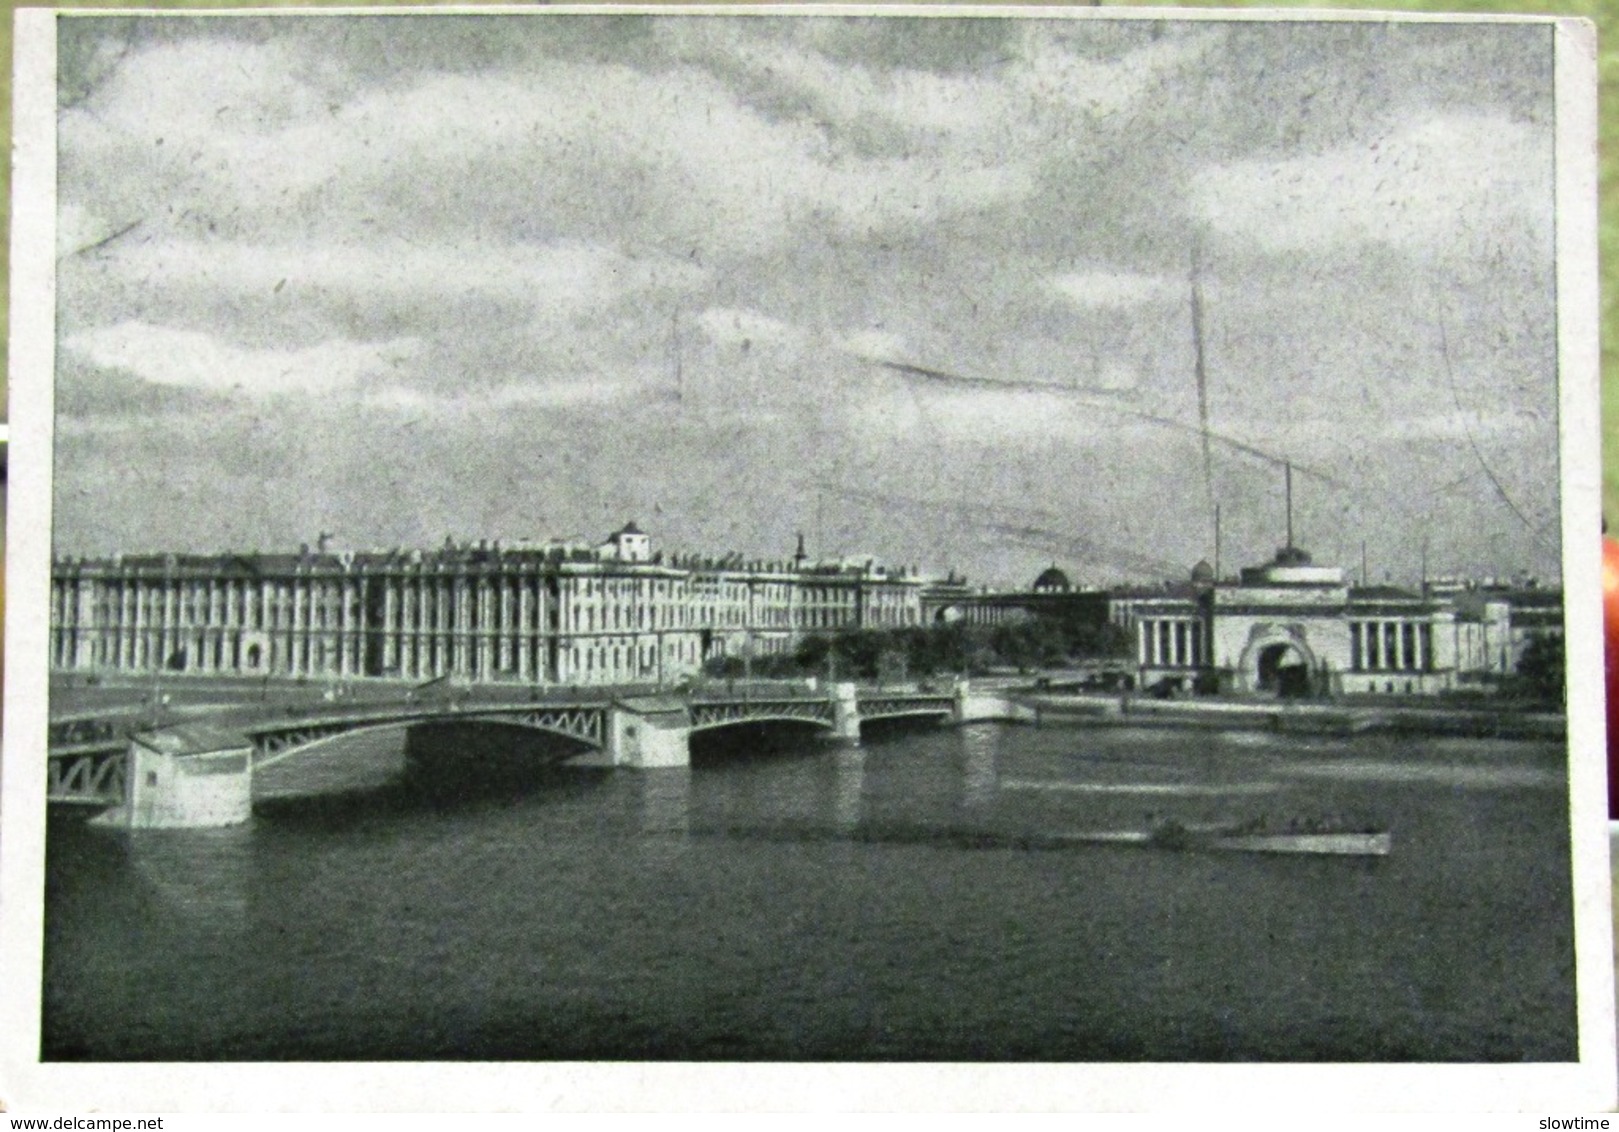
left=49, top=519, right=1564, bottom=696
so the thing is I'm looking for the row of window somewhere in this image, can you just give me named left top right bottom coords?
left=62, top=594, right=920, bottom=638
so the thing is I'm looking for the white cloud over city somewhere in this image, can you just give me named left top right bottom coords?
left=52, top=15, right=1562, bottom=585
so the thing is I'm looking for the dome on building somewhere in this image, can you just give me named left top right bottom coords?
left=1032, top=565, right=1072, bottom=593
left=1273, top=545, right=1313, bottom=567
left=1190, top=559, right=1215, bottom=585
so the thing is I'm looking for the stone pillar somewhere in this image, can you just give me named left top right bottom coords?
left=93, top=731, right=254, bottom=830
left=829, top=681, right=861, bottom=745
left=133, top=583, right=148, bottom=669
left=386, top=577, right=400, bottom=675
left=289, top=583, right=303, bottom=677
left=952, top=677, right=972, bottom=724
left=604, top=703, right=691, bottom=768
left=518, top=579, right=533, bottom=683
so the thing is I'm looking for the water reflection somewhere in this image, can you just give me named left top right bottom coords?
left=44, top=724, right=1579, bottom=1062
left=124, top=825, right=254, bottom=935
left=637, top=768, right=692, bottom=836
left=830, top=750, right=865, bottom=832
left=957, top=725, right=1000, bottom=809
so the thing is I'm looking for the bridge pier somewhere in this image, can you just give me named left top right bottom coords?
left=828, top=682, right=862, bottom=746
left=92, top=725, right=254, bottom=830
left=604, top=696, right=691, bottom=768
left=951, top=679, right=1039, bottom=726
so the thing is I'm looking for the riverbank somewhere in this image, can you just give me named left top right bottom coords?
left=1014, top=691, right=1566, bottom=741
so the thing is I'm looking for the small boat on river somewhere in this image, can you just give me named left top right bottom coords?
left=1058, top=818, right=1392, bottom=857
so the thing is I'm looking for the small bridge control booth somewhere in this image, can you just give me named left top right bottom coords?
left=94, top=723, right=253, bottom=830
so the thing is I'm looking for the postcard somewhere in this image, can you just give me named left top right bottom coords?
left=2, top=5, right=1610, bottom=1111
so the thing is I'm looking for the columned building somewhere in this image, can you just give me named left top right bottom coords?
left=1125, top=545, right=1560, bottom=697
left=50, top=527, right=926, bottom=688
left=921, top=566, right=1113, bottom=631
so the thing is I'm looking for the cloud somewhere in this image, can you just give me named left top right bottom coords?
left=697, top=307, right=806, bottom=351
left=838, top=328, right=909, bottom=360
left=61, top=37, right=1039, bottom=265
left=358, top=376, right=635, bottom=414
left=1017, top=26, right=1216, bottom=122
left=89, top=235, right=703, bottom=317
left=63, top=321, right=423, bottom=397
left=1191, top=112, right=1552, bottom=254
left=1049, top=270, right=1180, bottom=310
left=669, top=22, right=1019, bottom=156
left=1235, top=408, right=1551, bottom=461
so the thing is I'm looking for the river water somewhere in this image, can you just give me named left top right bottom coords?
left=42, top=720, right=1576, bottom=1061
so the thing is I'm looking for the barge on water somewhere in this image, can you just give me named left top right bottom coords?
left=1059, top=819, right=1393, bottom=857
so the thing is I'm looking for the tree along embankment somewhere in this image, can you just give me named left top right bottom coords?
left=1014, top=692, right=1566, bottom=741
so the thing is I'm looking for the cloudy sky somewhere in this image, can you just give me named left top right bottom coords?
left=51, top=14, right=1562, bottom=587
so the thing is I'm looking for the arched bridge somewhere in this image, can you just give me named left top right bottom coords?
left=47, top=683, right=981, bottom=823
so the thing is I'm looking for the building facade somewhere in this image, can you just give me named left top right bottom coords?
left=921, top=567, right=1113, bottom=631
left=49, top=526, right=926, bottom=687
left=1123, top=545, right=1562, bottom=697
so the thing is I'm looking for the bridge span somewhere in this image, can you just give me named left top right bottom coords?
left=47, top=681, right=1032, bottom=828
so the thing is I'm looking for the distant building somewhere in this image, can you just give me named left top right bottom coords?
left=49, top=527, right=926, bottom=687
left=921, top=567, right=1111, bottom=633
left=599, top=522, right=652, bottom=563
left=1031, top=565, right=1072, bottom=594
left=1120, top=544, right=1563, bottom=697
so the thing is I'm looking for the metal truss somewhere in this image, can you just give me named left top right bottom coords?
left=467, top=706, right=606, bottom=747
left=47, top=750, right=127, bottom=804
left=689, top=698, right=834, bottom=732
left=856, top=694, right=955, bottom=721
left=250, top=703, right=609, bottom=765
left=49, top=716, right=128, bottom=749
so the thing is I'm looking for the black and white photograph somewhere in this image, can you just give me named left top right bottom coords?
left=2, top=5, right=1611, bottom=1109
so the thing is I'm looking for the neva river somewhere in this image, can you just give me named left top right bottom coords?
left=42, top=721, right=1575, bottom=1061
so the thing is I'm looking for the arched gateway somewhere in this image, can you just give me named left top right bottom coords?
left=1236, top=626, right=1319, bottom=698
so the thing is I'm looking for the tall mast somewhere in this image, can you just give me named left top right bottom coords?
left=1285, top=460, right=1294, bottom=549
left=670, top=309, right=683, bottom=402
left=815, top=489, right=823, bottom=560
left=1191, top=241, right=1216, bottom=559
left=1214, top=502, right=1222, bottom=581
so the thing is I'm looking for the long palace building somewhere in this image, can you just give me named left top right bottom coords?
left=49, top=525, right=926, bottom=687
